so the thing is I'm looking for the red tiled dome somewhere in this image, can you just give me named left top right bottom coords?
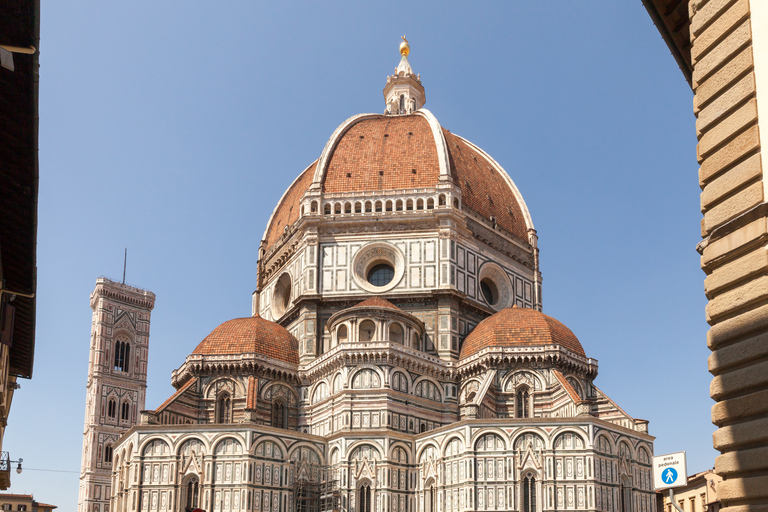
left=262, top=112, right=532, bottom=252
left=192, top=317, right=299, bottom=365
left=460, top=307, right=585, bottom=360
left=348, top=297, right=401, bottom=310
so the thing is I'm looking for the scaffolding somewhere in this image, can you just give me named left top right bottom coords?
left=293, top=462, right=340, bottom=512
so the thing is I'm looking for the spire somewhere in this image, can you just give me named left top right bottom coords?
left=383, top=36, right=425, bottom=115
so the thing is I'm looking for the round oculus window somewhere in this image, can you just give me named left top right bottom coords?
left=480, top=278, right=498, bottom=306
left=271, top=273, right=292, bottom=318
left=367, top=263, right=394, bottom=287
left=351, top=242, right=405, bottom=293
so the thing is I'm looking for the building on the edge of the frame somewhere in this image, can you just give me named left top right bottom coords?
left=0, top=493, right=57, bottom=512
left=103, top=39, right=655, bottom=512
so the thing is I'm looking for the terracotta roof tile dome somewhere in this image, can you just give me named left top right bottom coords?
left=192, top=317, right=299, bottom=365
left=349, top=297, right=401, bottom=310
left=262, top=111, right=534, bottom=252
left=460, top=306, right=585, bottom=360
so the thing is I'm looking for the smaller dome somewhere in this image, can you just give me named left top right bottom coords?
left=460, top=307, right=585, bottom=360
left=349, top=297, right=401, bottom=311
left=192, top=317, right=299, bottom=365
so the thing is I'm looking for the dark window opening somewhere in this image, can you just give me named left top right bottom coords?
left=522, top=474, right=536, bottom=512
left=359, top=484, right=371, bottom=512
left=516, top=387, right=530, bottom=419
left=218, top=394, right=231, bottom=424
left=114, top=340, right=130, bottom=372
left=480, top=279, right=498, bottom=306
left=186, top=477, right=200, bottom=511
left=367, top=264, right=394, bottom=287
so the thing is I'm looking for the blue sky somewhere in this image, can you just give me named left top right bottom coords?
left=7, top=2, right=712, bottom=507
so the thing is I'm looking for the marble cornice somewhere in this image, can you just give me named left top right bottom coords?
left=457, top=345, right=598, bottom=378
left=172, top=353, right=299, bottom=387
left=300, top=342, right=456, bottom=382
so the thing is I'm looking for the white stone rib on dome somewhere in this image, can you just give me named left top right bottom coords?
left=414, top=108, right=451, bottom=180
left=453, top=134, right=536, bottom=233
left=261, top=160, right=317, bottom=244
left=311, top=113, right=381, bottom=188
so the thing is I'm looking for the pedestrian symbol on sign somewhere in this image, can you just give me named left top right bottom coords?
left=663, top=468, right=677, bottom=484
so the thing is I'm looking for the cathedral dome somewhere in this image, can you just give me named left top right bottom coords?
left=261, top=111, right=534, bottom=254
left=459, top=306, right=585, bottom=360
left=192, top=316, right=299, bottom=365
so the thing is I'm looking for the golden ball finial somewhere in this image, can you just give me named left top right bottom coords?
left=400, top=35, right=410, bottom=57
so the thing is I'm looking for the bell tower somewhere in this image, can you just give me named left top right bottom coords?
left=78, top=278, right=155, bottom=512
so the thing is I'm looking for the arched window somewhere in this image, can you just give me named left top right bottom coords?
left=389, top=323, right=403, bottom=344
left=324, top=204, right=331, bottom=215
left=217, top=393, right=231, bottom=424
left=121, top=401, right=130, bottom=421
left=516, top=386, right=530, bottom=418
left=359, top=320, right=376, bottom=342
left=411, top=332, right=420, bottom=350
left=185, top=476, right=200, bottom=511
left=337, top=324, right=348, bottom=344
left=114, top=338, right=130, bottom=372
left=271, top=399, right=287, bottom=429
left=104, top=444, right=113, bottom=463
left=399, top=95, right=405, bottom=112
left=107, top=398, right=117, bottom=419
left=522, top=473, right=537, bottom=512
left=359, top=483, right=372, bottom=512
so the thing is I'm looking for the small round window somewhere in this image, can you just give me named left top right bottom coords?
left=272, top=273, right=292, bottom=318
left=480, top=278, right=498, bottom=306
left=367, top=263, right=394, bottom=287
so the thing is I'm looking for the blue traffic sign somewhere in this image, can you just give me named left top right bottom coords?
left=662, top=467, right=678, bottom=484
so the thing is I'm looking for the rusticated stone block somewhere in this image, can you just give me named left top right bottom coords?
left=701, top=153, right=762, bottom=210
left=712, top=416, right=768, bottom=451
left=709, top=331, right=768, bottom=374
left=717, top=505, right=768, bottom=512
left=699, top=125, right=760, bottom=185
left=712, top=388, right=768, bottom=425
left=692, top=20, right=751, bottom=87
left=704, top=245, right=768, bottom=297
left=710, top=358, right=768, bottom=400
left=701, top=216, right=768, bottom=269
left=708, top=302, right=768, bottom=349
left=717, top=475, right=768, bottom=500
left=715, top=444, right=768, bottom=476
left=692, top=0, right=740, bottom=37
left=696, top=72, right=755, bottom=136
left=692, top=0, right=750, bottom=62
left=705, top=275, right=768, bottom=322
left=697, top=99, right=758, bottom=161
left=703, top=181, right=763, bottom=233
left=694, top=47, right=753, bottom=112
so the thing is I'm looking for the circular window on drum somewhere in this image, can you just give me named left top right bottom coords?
left=271, top=273, right=292, bottom=318
left=477, top=262, right=511, bottom=311
left=352, top=242, right=405, bottom=293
